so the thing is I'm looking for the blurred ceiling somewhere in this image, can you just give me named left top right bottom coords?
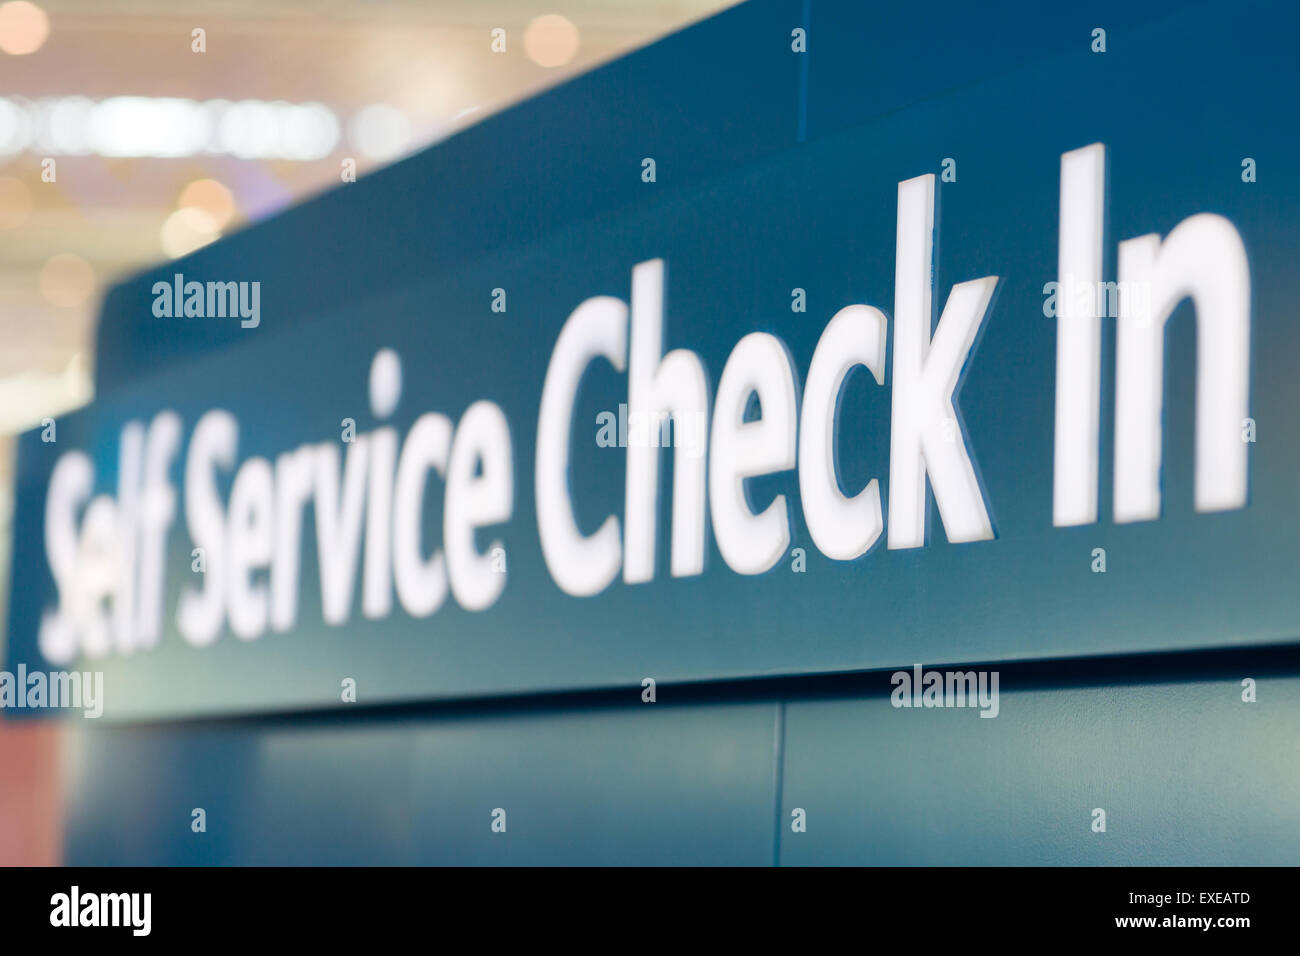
left=0, top=0, right=737, bottom=433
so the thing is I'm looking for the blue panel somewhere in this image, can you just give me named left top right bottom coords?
left=64, top=720, right=422, bottom=865
left=63, top=701, right=778, bottom=864
left=779, top=676, right=1300, bottom=865
left=62, top=722, right=260, bottom=866
left=803, top=0, right=1197, bottom=143
left=243, top=725, right=417, bottom=865
left=411, top=702, right=778, bottom=865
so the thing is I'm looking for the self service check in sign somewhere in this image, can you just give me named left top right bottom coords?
left=7, top=38, right=1300, bottom=719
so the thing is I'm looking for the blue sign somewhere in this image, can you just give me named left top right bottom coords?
left=7, top=0, right=1298, bottom=720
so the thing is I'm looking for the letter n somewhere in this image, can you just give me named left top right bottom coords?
left=1113, top=215, right=1250, bottom=521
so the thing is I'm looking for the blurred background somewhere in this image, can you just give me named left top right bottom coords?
left=0, top=0, right=735, bottom=865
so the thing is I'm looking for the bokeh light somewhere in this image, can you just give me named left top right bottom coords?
left=0, top=1, right=49, bottom=56
left=38, top=253, right=95, bottom=307
left=178, top=178, right=236, bottom=230
left=348, top=103, right=411, bottom=161
left=160, top=207, right=220, bottom=259
left=524, top=14, right=580, bottom=68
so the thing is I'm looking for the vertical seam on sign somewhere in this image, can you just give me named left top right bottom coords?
left=797, top=0, right=811, bottom=143
left=771, top=699, right=787, bottom=866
